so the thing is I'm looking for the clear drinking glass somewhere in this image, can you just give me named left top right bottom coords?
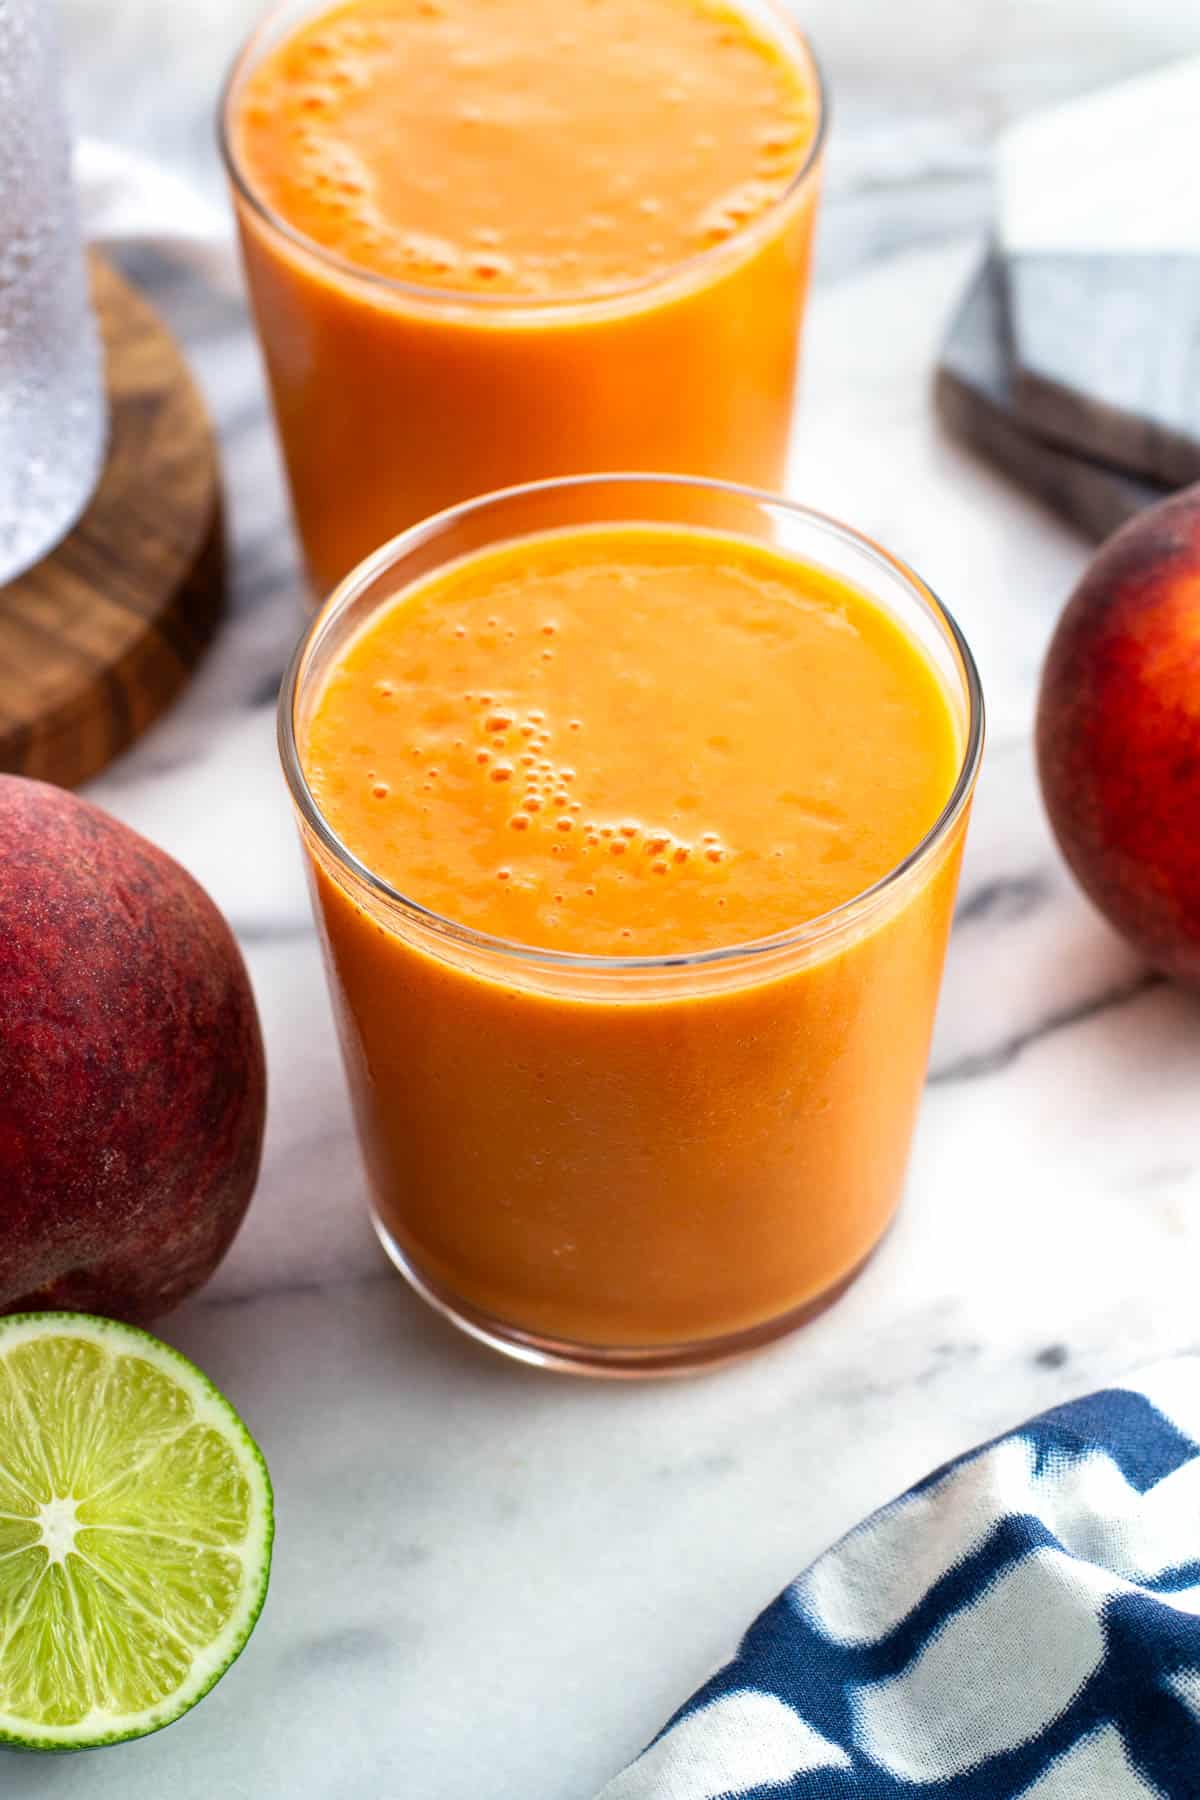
left=221, top=0, right=825, bottom=599
left=280, top=475, right=984, bottom=1377
left=0, top=0, right=106, bottom=586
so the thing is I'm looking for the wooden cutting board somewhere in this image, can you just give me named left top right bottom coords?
left=0, top=254, right=226, bottom=790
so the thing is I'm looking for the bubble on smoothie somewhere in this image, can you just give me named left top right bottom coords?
left=698, top=217, right=735, bottom=247
left=471, top=253, right=513, bottom=283
left=757, top=123, right=796, bottom=155
left=405, top=232, right=462, bottom=276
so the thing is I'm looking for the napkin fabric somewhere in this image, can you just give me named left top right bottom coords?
left=600, top=1361, right=1200, bottom=1797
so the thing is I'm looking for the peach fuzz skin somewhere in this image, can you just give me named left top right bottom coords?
left=1038, top=484, right=1200, bottom=988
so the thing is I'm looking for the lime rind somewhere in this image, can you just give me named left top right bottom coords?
left=0, top=1313, right=274, bottom=1753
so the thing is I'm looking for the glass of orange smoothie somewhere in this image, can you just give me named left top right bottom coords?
left=220, top=0, right=825, bottom=597
left=280, top=475, right=984, bottom=1375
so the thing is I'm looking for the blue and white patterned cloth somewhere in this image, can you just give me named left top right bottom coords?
left=599, top=1360, right=1200, bottom=1797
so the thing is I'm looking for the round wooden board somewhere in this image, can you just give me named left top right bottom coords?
left=0, top=254, right=226, bottom=790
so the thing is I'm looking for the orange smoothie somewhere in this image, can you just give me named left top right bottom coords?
left=285, top=486, right=981, bottom=1370
left=224, top=0, right=823, bottom=594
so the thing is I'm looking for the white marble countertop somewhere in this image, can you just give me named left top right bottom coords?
left=24, top=3, right=1200, bottom=1796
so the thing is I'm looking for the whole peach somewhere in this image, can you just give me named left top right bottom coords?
left=1036, top=485, right=1200, bottom=984
left=0, top=776, right=266, bottom=1321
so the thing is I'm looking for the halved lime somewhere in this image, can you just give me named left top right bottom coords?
left=0, top=1312, right=273, bottom=1751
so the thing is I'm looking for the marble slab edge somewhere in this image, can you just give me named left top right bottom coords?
left=1006, top=252, right=1200, bottom=488
left=934, top=252, right=1167, bottom=544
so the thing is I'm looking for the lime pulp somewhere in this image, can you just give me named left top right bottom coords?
left=0, top=1313, right=273, bottom=1751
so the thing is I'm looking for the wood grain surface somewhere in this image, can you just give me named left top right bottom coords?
left=0, top=254, right=226, bottom=789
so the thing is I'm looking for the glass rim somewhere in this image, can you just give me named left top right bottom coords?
left=217, top=0, right=827, bottom=318
left=278, top=472, right=986, bottom=976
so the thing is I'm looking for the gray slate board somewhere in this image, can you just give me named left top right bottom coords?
left=1007, top=253, right=1200, bottom=486
left=934, top=254, right=1169, bottom=542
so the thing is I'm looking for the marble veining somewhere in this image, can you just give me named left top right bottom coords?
left=21, top=3, right=1200, bottom=1795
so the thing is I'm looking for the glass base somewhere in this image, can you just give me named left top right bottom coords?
left=370, top=1208, right=880, bottom=1378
